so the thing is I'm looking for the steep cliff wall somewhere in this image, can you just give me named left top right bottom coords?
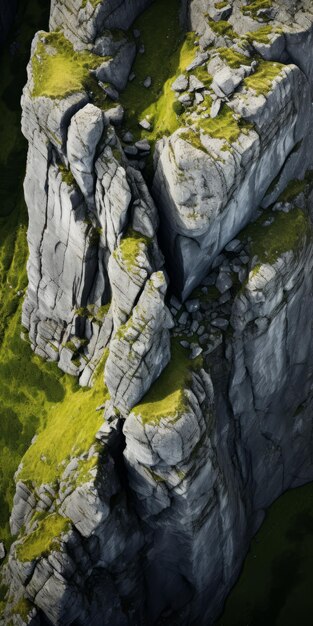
left=2, top=0, right=313, bottom=624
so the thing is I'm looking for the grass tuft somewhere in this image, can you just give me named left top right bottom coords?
left=132, top=340, right=202, bottom=424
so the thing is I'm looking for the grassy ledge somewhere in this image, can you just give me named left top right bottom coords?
left=32, top=30, right=105, bottom=99
left=121, top=0, right=196, bottom=144
left=18, top=353, right=110, bottom=487
left=242, top=206, right=310, bottom=273
left=244, top=60, right=283, bottom=95
left=132, top=340, right=203, bottom=425
left=16, top=512, right=71, bottom=562
left=114, top=228, right=151, bottom=272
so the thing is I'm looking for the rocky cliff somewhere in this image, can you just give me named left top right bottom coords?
left=2, top=0, right=313, bottom=624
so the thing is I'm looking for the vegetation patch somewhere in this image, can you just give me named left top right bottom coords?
left=19, top=354, right=110, bottom=487
left=244, top=25, right=282, bottom=44
left=16, top=513, right=71, bottom=562
left=32, top=30, right=104, bottom=99
left=121, top=0, right=196, bottom=148
left=244, top=60, right=283, bottom=95
left=132, top=339, right=203, bottom=425
left=58, top=162, right=76, bottom=187
left=114, top=228, right=151, bottom=272
left=242, top=206, right=309, bottom=271
left=242, top=0, right=273, bottom=20
left=216, top=47, right=253, bottom=69
left=278, top=172, right=313, bottom=203
left=208, top=19, right=235, bottom=39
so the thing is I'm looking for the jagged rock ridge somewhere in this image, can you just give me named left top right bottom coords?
left=2, top=0, right=313, bottom=624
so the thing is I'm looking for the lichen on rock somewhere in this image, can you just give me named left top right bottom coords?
left=3, top=0, right=313, bottom=624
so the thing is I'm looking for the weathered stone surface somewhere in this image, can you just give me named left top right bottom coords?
left=67, top=103, right=104, bottom=206
left=105, top=272, right=173, bottom=415
left=6, top=1, right=313, bottom=625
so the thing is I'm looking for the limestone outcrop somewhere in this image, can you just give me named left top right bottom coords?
left=3, top=0, right=313, bottom=624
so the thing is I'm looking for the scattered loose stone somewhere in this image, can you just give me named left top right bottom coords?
left=124, top=145, right=138, bottom=156
left=190, top=346, right=203, bottom=359
left=172, top=74, right=188, bottom=92
left=99, top=83, right=119, bottom=101
left=191, top=320, right=199, bottom=333
left=178, top=311, right=189, bottom=325
left=139, top=118, right=152, bottom=130
left=123, top=131, right=134, bottom=143
left=225, top=239, right=241, bottom=253
left=143, top=76, right=152, bottom=88
left=0, top=542, right=5, bottom=561
left=135, top=139, right=151, bottom=152
left=180, top=340, right=190, bottom=349
left=195, top=92, right=204, bottom=104
left=178, top=93, right=192, bottom=105
left=185, top=299, right=200, bottom=313
left=211, top=318, right=229, bottom=331
left=189, top=75, right=205, bottom=92
left=216, top=271, right=233, bottom=294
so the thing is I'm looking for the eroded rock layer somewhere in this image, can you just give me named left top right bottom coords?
left=2, top=0, right=313, bottom=624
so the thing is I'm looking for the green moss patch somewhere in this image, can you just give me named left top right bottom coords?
left=32, top=31, right=104, bottom=99
left=19, top=355, right=110, bottom=487
left=58, top=162, right=76, bottom=187
left=216, top=47, right=253, bottom=69
left=278, top=172, right=313, bottom=203
left=245, top=25, right=282, bottom=44
left=208, top=19, right=235, bottom=39
left=132, top=340, right=203, bottom=425
left=244, top=60, right=283, bottom=95
left=242, top=0, right=273, bottom=20
left=114, top=228, right=151, bottom=272
left=121, top=0, right=196, bottom=147
left=16, top=513, right=71, bottom=562
left=242, top=207, right=309, bottom=271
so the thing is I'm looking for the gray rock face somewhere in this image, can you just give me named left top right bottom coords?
left=153, top=61, right=312, bottom=299
left=105, top=272, right=173, bottom=416
left=5, top=0, right=313, bottom=625
left=67, top=103, right=104, bottom=206
left=50, top=0, right=153, bottom=48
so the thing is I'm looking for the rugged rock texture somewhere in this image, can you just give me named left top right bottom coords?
left=3, top=0, right=313, bottom=625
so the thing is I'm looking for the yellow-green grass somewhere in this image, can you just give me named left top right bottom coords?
left=19, top=356, right=109, bottom=487
left=278, top=172, right=313, bottom=204
left=182, top=100, right=252, bottom=152
left=16, top=512, right=71, bottom=562
left=242, top=0, right=273, bottom=19
left=242, top=206, right=309, bottom=273
left=32, top=30, right=104, bottom=99
left=132, top=340, right=203, bottom=425
left=120, top=0, right=196, bottom=145
left=244, top=25, right=282, bottom=45
left=216, top=47, right=253, bottom=69
left=0, top=0, right=109, bottom=546
left=244, top=59, right=284, bottom=95
left=208, top=19, right=236, bottom=39
left=114, top=228, right=151, bottom=272
left=81, top=0, right=103, bottom=8
left=215, top=483, right=313, bottom=626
